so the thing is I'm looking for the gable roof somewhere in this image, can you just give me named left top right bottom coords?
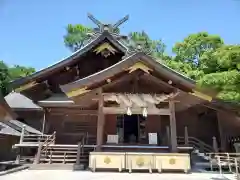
left=61, top=52, right=196, bottom=95
left=0, top=122, right=21, bottom=136
left=0, top=120, right=42, bottom=136
left=11, top=31, right=128, bottom=88
left=5, top=92, right=42, bottom=110
left=0, top=93, right=16, bottom=120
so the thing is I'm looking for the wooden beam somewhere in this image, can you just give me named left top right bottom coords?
left=96, top=88, right=105, bottom=151
left=48, top=110, right=98, bottom=115
left=142, top=73, right=175, bottom=90
left=102, top=107, right=171, bottom=115
left=103, top=71, right=143, bottom=91
left=14, top=81, right=38, bottom=92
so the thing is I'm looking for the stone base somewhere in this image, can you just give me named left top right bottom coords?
left=73, top=164, right=85, bottom=171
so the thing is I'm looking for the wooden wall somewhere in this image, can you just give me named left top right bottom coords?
left=14, top=110, right=43, bottom=131
left=0, top=134, right=19, bottom=161
left=45, top=108, right=98, bottom=144
left=12, top=105, right=240, bottom=149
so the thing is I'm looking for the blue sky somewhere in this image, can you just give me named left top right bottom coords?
left=1, top=0, right=240, bottom=70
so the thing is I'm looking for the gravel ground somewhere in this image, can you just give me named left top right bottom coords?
left=0, top=170, right=235, bottom=180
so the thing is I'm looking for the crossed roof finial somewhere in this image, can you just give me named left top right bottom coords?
left=87, top=13, right=129, bottom=33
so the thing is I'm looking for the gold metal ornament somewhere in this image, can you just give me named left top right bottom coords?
left=104, top=156, right=111, bottom=164
left=128, top=62, right=153, bottom=74
left=169, top=158, right=176, bottom=165
left=136, top=157, right=144, bottom=167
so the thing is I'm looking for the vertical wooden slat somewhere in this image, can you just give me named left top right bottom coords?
left=169, top=100, right=177, bottom=152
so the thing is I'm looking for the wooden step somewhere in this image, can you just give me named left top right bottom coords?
left=43, top=151, right=78, bottom=154
left=44, top=155, right=77, bottom=158
left=40, top=159, right=76, bottom=163
left=48, top=146, right=77, bottom=150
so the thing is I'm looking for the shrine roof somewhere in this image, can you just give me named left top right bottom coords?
left=0, top=93, right=16, bottom=120
left=5, top=92, right=42, bottom=110
left=60, top=52, right=196, bottom=96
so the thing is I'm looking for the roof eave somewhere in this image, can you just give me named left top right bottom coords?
left=60, top=52, right=196, bottom=94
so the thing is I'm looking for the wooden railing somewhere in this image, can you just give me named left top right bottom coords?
left=19, top=125, right=52, bottom=144
left=41, top=131, right=56, bottom=155
left=207, top=153, right=240, bottom=179
left=177, top=126, right=218, bottom=153
left=34, top=131, right=56, bottom=164
left=177, top=136, right=213, bottom=153
left=34, top=132, right=88, bottom=164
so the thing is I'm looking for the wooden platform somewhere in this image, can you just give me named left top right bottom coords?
left=13, top=143, right=193, bottom=151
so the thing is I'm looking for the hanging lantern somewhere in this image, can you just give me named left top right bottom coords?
left=127, top=107, right=132, bottom=116
left=142, top=107, right=147, bottom=117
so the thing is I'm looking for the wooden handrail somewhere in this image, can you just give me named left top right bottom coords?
left=178, top=136, right=213, bottom=152
left=41, top=131, right=56, bottom=152
left=34, top=131, right=56, bottom=164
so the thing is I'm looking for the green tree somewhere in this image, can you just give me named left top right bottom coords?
left=197, top=45, right=240, bottom=101
left=128, top=31, right=166, bottom=58
left=0, top=61, right=10, bottom=96
left=64, top=24, right=93, bottom=52
left=173, top=32, right=224, bottom=68
left=0, top=61, right=36, bottom=95
left=9, top=65, right=35, bottom=80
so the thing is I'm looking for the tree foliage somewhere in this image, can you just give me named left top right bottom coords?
left=0, top=62, right=36, bottom=96
left=64, top=24, right=93, bottom=52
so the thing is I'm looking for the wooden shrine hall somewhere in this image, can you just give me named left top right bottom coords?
left=8, top=14, right=240, bottom=172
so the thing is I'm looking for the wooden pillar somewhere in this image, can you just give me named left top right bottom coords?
left=76, top=142, right=81, bottom=165
left=166, top=126, right=170, bottom=147
left=34, top=142, right=43, bottom=164
left=217, top=111, right=226, bottom=151
left=41, top=109, right=46, bottom=134
left=212, top=136, right=219, bottom=152
left=169, top=100, right=177, bottom=152
left=184, top=126, right=189, bottom=146
left=96, top=89, right=105, bottom=151
left=19, top=125, right=26, bottom=144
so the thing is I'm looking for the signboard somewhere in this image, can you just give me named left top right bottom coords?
left=148, top=133, right=158, bottom=145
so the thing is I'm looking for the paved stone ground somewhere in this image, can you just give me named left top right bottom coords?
left=0, top=170, right=236, bottom=180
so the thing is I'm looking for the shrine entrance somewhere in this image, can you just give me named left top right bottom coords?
left=116, top=114, right=147, bottom=144
left=123, top=114, right=139, bottom=143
